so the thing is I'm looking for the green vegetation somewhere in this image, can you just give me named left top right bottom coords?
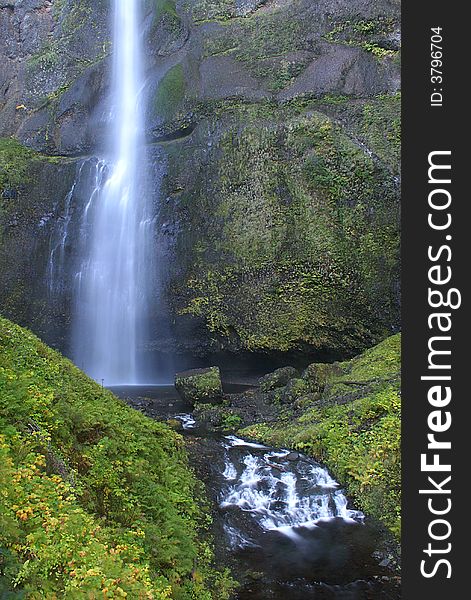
left=324, top=18, right=398, bottom=58
left=220, top=412, right=242, bottom=430
left=0, top=317, right=234, bottom=598
left=0, top=138, right=39, bottom=189
left=193, top=402, right=243, bottom=432
left=362, top=93, right=401, bottom=174
left=241, top=334, right=401, bottom=538
left=193, top=401, right=244, bottom=432
left=154, top=64, right=186, bottom=121
left=171, top=108, right=399, bottom=355
left=147, top=0, right=181, bottom=34
left=155, top=0, right=179, bottom=20
left=190, top=0, right=236, bottom=23
left=25, top=0, right=110, bottom=122
left=0, top=137, right=66, bottom=190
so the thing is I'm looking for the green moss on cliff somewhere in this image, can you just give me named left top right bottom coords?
left=24, top=0, right=109, bottom=129
left=154, top=64, right=186, bottom=121
left=172, top=108, right=399, bottom=355
left=202, top=8, right=309, bottom=90
left=155, top=0, right=179, bottom=19
left=0, top=138, right=66, bottom=190
left=190, top=0, right=236, bottom=23
left=0, top=317, right=234, bottom=598
left=361, top=93, right=401, bottom=174
left=147, top=0, right=181, bottom=33
left=324, top=17, right=398, bottom=58
left=0, top=138, right=38, bottom=188
left=241, top=334, right=401, bottom=537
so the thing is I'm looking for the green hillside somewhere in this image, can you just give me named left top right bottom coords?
left=0, top=316, right=232, bottom=599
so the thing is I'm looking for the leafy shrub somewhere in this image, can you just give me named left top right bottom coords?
left=0, top=317, right=234, bottom=598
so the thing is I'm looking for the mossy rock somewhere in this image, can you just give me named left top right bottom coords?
left=258, top=366, right=299, bottom=392
left=193, top=402, right=242, bottom=430
left=163, top=101, right=400, bottom=358
left=175, top=366, right=223, bottom=405
left=153, top=63, right=186, bottom=122
left=293, top=393, right=321, bottom=411
left=166, top=417, right=183, bottom=430
left=279, top=378, right=308, bottom=404
left=0, top=137, right=58, bottom=189
left=301, top=362, right=338, bottom=396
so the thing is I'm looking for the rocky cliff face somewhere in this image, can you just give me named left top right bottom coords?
left=0, top=0, right=109, bottom=153
left=0, top=0, right=400, bottom=362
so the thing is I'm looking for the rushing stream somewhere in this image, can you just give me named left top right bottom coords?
left=113, top=385, right=400, bottom=600
left=219, top=435, right=364, bottom=537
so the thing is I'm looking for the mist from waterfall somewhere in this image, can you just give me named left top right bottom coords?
left=72, top=0, right=152, bottom=385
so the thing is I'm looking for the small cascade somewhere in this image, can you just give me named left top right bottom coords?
left=219, top=436, right=364, bottom=547
left=174, top=413, right=196, bottom=429
left=46, top=163, right=85, bottom=297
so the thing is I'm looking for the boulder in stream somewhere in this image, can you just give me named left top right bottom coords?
left=175, top=366, right=223, bottom=405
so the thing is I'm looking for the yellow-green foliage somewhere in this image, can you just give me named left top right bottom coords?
left=362, top=94, right=401, bottom=174
left=190, top=0, right=235, bottom=23
left=178, top=111, right=399, bottom=355
left=0, top=138, right=38, bottom=189
left=148, top=0, right=181, bottom=34
left=0, top=137, right=64, bottom=191
left=324, top=18, right=398, bottom=59
left=241, top=334, right=401, bottom=538
left=0, top=317, right=234, bottom=598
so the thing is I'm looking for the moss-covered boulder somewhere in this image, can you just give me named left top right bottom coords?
left=175, top=366, right=223, bottom=405
left=258, top=366, right=299, bottom=392
left=280, top=377, right=310, bottom=404
left=302, top=362, right=338, bottom=397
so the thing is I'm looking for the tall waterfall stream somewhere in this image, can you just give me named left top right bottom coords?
left=72, top=0, right=152, bottom=384
left=48, top=0, right=154, bottom=385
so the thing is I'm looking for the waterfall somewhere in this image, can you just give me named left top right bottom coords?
left=71, top=0, right=151, bottom=385
left=219, top=436, right=364, bottom=547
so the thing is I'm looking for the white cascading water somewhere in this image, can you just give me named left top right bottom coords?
left=72, top=0, right=150, bottom=384
left=219, top=436, right=364, bottom=548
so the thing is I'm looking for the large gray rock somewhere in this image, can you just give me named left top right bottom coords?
left=0, top=0, right=110, bottom=152
left=175, top=366, right=223, bottom=405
